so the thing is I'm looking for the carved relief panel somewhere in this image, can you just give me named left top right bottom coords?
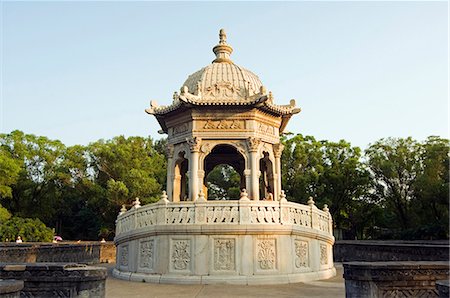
left=170, top=239, right=191, bottom=272
left=256, top=238, right=277, bottom=271
left=294, top=240, right=309, bottom=269
left=119, top=244, right=129, bottom=268
left=213, top=238, right=236, bottom=271
left=320, top=243, right=328, bottom=265
left=139, top=238, right=154, bottom=270
left=199, top=119, right=245, bottom=130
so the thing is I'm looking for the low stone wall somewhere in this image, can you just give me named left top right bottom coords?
left=0, top=280, right=23, bottom=298
left=334, top=240, right=449, bottom=262
left=343, top=261, right=449, bottom=297
left=0, top=263, right=106, bottom=298
left=0, top=242, right=115, bottom=264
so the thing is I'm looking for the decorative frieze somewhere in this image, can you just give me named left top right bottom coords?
left=294, top=240, right=308, bottom=268
left=320, top=244, right=328, bottom=265
left=214, top=239, right=236, bottom=271
left=258, top=123, right=275, bottom=135
left=204, top=81, right=245, bottom=99
left=171, top=240, right=191, bottom=271
left=139, top=239, right=154, bottom=269
left=173, top=123, right=189, bottom=135
left=257, top=239, right=276, bottom=270
left=202, top=119, right=244, bottom=130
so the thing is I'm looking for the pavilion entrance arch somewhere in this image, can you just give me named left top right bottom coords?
left=201, top=143, right=246, bottom=200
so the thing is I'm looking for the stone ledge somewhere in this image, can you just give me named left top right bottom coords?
left=112, top=267, right=336, bottom=285
left=0, top=263, right=106, bottom=298
left=343, top=261, right=449, bottom=298
left=0, top=280, right=23, bottom=294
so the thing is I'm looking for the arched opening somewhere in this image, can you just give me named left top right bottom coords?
left=173, top=151, right=189, bottom=202
left=204, top=144, right=245, bottom=200
left=259, top=151, right=275, bottom=200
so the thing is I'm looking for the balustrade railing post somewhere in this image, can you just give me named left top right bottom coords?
left=308, top=197, right=318, bottom=230
left=157, top=191, right=169, bottom=224
left=279, top=191, right=289, bottom=224
left=239, top=189, right=251, bottom=224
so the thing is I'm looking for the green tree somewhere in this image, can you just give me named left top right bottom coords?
left=365, top=137, right=422, bottom=231
left=281, top=134, right=372, bottom=238
left=0, top=217, right=53, bottom=242
left=206, top=164, right=240, bottom=200
left=412, top=136, right=449, bottom=239
left=0, top=204, right=11, bottom=223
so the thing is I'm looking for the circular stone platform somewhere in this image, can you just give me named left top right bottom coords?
left=113, top=198, right=335, bottom=285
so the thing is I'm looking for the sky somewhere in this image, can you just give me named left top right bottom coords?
left=1, top=1, right=448, bottom=149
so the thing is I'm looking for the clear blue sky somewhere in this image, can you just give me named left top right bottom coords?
left=1, top=1, right=448, bottom=149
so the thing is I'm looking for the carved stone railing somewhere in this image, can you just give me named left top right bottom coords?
left=115, top=199, right=333, bottom=238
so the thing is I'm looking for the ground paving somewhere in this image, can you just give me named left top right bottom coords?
left=104, top=263, right=345, bottom=298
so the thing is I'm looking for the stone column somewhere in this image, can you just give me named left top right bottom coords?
left=187, top=137, right=201, bottom=201
left=166, top=144, right=174, bottom=202
left=173, top=174, right=181, bottom=202
left=273, top=143, right=284, bottom=201
left=247, top=137, right=261, bottom=201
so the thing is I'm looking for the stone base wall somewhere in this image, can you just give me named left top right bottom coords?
left=343, top=261, right=449, bottom=298
left=0, top=263, right=106, bottom=298
left=114, top=231, right=335, bottom=285
left=334, top=240, right=449, bottom=262
left=0, top=242, right=116, bottom=264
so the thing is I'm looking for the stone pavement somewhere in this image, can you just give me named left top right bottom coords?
left=104, top=264, right=345, bottom=298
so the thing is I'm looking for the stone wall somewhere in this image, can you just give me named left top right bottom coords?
left=0, top=263, right=106, bottom=298
left=0, top=280, right=23, bottom=298
left=0, top=242, right=116, bottom=264
left=334, top=240, right=449, bottom=262
left=343, top=261, right=449, bottom=298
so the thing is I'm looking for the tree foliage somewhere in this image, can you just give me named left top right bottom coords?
left=0, top=130, right=447, bottom=241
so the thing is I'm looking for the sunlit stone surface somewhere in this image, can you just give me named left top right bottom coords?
left=113, top=29, right=335, bottom=284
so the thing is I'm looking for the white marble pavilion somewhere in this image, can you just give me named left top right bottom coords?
left=113, top=29, right=335, bottom=284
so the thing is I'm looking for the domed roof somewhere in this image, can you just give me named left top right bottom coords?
left=180, top=29, right=264, bottom=103
left=146, top=29, right=301, bottom=133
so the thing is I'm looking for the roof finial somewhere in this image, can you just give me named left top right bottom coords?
left=212, top=28, right=233, bottom=64
left=219, top=28, right=227, bottom=44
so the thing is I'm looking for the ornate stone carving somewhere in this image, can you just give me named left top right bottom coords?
left=320, top=244, right=328, bottom=265
left=166, top=144, right=174, bottom=158
left=273, top=143, right=285, bottom=158
left=294, top=240, right=308, bottom=268
left=258, top=123, right=275, bottom=135
left=247, top=137, right=261, bottom=152
left=204, top=81, right=244, bottom=98
left=139, top=239, right=154, bottom=269
left=200, top=143, right=211, bottom=154
left=202, top=119, right=244, bottom=130
left=214, top=239, right=235, bottom=271
left=171, top=240, right=191, bottom=270
left=257, top=239, right=276, bottom=270
left=120, top=245, right=128, bottom=267
left=173, top=123, right=188, bottom=135
left=186, top=137, right=201, bottom=152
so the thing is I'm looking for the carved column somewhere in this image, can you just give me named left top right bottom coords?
left=247, top=137, right=261, bottom=201
left=273, top=143, right=284, bottom=201
left=187, top=137, right=201, bottom=201
left=166, top=144, right=175, bottom=202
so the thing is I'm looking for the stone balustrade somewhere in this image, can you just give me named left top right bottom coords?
left=113, top=198, right=335, bottom=285
left=115, top=199, right=333, bottom=239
